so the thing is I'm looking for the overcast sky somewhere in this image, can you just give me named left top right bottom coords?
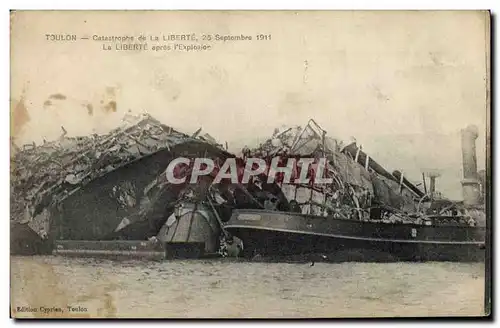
left=11, top=11, right=489, bottom=200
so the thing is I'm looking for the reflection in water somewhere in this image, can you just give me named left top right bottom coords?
left=10, top=256, right=485, bottom=318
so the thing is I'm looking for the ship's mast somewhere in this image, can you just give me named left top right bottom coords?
left=423, top=170, right=441, bottom=200
left=421, top=172, right=427, bottom=194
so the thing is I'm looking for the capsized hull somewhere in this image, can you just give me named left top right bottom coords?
left=224, top=209, right=485, bottom=262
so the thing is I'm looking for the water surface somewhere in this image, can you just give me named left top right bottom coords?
left=10, top=256, right=485, bottom=318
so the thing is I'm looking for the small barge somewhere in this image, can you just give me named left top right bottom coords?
left=224, top=209, right=485, bottom=262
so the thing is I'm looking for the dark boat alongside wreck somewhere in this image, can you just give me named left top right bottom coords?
left=225, top=209, right=485, bottom=262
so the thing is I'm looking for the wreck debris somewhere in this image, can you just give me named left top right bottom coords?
left=10, top=113, right=225, bottom=237
left=243, top=119, right=475, bottom=225
left=11, top=112, right=483, bottom=252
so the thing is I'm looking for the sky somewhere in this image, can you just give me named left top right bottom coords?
left=10, top=11, right=489, bottom=200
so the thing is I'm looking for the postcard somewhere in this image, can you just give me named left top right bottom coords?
left=10, top=10, right=490, bottom=318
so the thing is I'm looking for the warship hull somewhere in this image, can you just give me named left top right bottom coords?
left=224, top=209, right=485, bottom=262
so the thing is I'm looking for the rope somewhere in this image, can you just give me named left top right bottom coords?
left=207, top=185, right=232, bottom=239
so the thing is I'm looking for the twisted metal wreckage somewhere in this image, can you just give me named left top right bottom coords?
left=10, top=113, right=231, bottom=253
left=11, top=114, right=484, bottom=257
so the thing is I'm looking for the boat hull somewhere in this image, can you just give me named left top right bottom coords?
left=157, top=202, right=221, bottom=254
left=224, top=210, right=485, bottom=262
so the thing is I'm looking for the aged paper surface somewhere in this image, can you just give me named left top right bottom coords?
left=10, top=10, right=490, bottom=318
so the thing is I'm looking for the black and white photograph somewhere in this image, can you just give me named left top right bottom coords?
left=9, top=10, right=491, bottom=318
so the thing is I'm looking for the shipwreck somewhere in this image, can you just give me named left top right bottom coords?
left=10, top=113, right=231, bottom=256
left=223, top=120, right=487, bottom=262
left=10, top=114, right=487, bottom=262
